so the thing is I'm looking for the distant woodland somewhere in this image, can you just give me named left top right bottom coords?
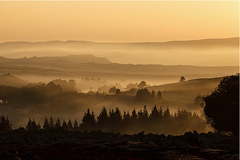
left=0, top=71, right=238, bottom=135
left=0, top=106, right=207, bottom=135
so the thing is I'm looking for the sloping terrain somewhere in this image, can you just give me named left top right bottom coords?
left=0, top=37, right=238, bottom=66
left=0, top=55, right=238, bottom=85
left=148, top=77, right=223, bottom=101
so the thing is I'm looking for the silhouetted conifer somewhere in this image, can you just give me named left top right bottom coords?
left=157, top=91, right=162, bottom=100
left=49, top=116, right=54, bottom=129
left=131, top=109, right=137, bottom=119
left=97, top=106, right=109, bottom=132
left=43, top=116, right=50, bottom=130
left=73, top=119, right=79, bottom=130
left=55, top=118, right=61, bottom=130
left=0, top=116, right=12, bottom=132
left=149, top=105, right=160, bottom=122
left=109, top=107, right=122, bottom=132
left=26, top=118, right=40, bottom=131
left=80, top=109, right=96, bottom=132
left=151, top=90, right=155, bottom=99
left=62, top=120, right=68, bottom=130
left=163, top=107, right=170, bottom=119
left=68, top=119, right=73, bottom=130
left=123, top=111, right=131, bottom=123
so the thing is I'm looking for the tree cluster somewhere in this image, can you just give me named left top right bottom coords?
left=0, top=115, right=12, bottom=132
left=22, top=106, right=207, bottom=135
left=203, top=73, right=239, bottom=135
left=136, top=89, right=162, bottom=101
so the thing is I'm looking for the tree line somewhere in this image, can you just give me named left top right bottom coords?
left=0, top=106, right=207, bottom=135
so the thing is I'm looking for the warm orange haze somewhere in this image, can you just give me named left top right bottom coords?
left=0, top=1, right=239, bottom=65
left=0, top=1, right=239, bottom=42
left=0, top=1, right=239, bottom=159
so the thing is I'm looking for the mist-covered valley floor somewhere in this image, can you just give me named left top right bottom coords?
left=0, top=42, right=238, bottom=134
left=0, top=69, right=226, bottom=135
left=0, top=43, right=238, bottom=159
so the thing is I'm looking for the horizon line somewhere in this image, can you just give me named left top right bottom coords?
left=0, top=37, right=239, bottom=44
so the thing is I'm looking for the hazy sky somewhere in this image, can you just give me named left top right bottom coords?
left=0, top=1, right=239, bottom=42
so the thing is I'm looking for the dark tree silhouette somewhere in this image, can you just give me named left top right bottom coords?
left=55, top=118, right=61, bottom=130
left=137, top=106, right=149, bottom=131
left=73, top=120, right=79, bottom=130
left=109, top=107, right=122, bottom=132
left=80, top=109, right=96, bottom=132
left=26, top=118, right=41, bottom=131
left=109, top=86, right=117, bottom=94
left=138, top=81, right=147, bottom=89
left=43, top=116, right=50, bottom=130
left=123, top=111, right=131, bottom=123
left=136, top=89, right=151, bottom=100
left=21, top=105, right=209, bottom=135
left=0, top=116, right=12, bottom=132
left=49, top=116, right=54, bottom=129
left=180, top=76, right=185, bottom=82
left=149, top=105, right=161, bottom=122
left=115, top=89, right=121, bottom=94
left=68, top=119, right=73, bottom=130
left=62, top=120, right=68, bottom=130
left=97, top=106, right=110, bottom=132
left=151, top=90, right=155, bottom=99
left=157, top=90, right=162, bottom=100
left=194, top=94, right=203, bottom=107
left=203, top=73, right=239, bottom=135
left=163, top=107, right=170, bottom=119
left=122, top=111, right=131, bottom=132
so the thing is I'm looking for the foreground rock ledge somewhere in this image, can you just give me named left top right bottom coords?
left=0, top=130, right=239, bottom=160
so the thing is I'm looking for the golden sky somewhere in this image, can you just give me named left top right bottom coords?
left=0, top=1, right=239, bottom=42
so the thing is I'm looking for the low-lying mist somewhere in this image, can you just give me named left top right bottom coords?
left=0, top=73, right=222, bottom=135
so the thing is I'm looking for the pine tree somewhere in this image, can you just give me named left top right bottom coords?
left=131, top=109, right=137, bottom=119
left=49, top=116, right=54, bottom=129
left=143, top=105, right=149, bottom=121
left=123, top=111, right=131, bottom=123
left=151, top=90, right=155, bottom=99
left=0, top=115, right=12, bottom=132
left=55, top=118, right=61, bottom=130
left=149, top=105, right=160, bottom=121
left=26, top=118, right=40, bottom=131
left=122, top=111, right=131, bottom=133
left=73, top=119, right=79, bottom=131
left=68, top=119, right=73, bottom=130
left=163, top=107, right=170, bottom=119
left=43, top=116, right=50, bottom=130
left=80, top=109, right=96, bottom=132
left=157, top=91, right=162, bottom=100
left=37, top=123, right=41, bottom=130
left=62, top=119, right=68, bottom=130
left=109, top=107, right=122, bottom=133
left=97, top=106, right=109, bottom=132
left=26, top=118, right=32, bottom=131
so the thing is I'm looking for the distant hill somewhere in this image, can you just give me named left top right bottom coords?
left=0, top=54, right=237, bottom=86
left=0, top=73, right=27, bottom=87
left=0, top=37, right=238, bottom=66
left=147, top=77, right=224, bottom=102
left=0, top=37, right=238, bottom=51
left=0, top=54, right=111, bottom=66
